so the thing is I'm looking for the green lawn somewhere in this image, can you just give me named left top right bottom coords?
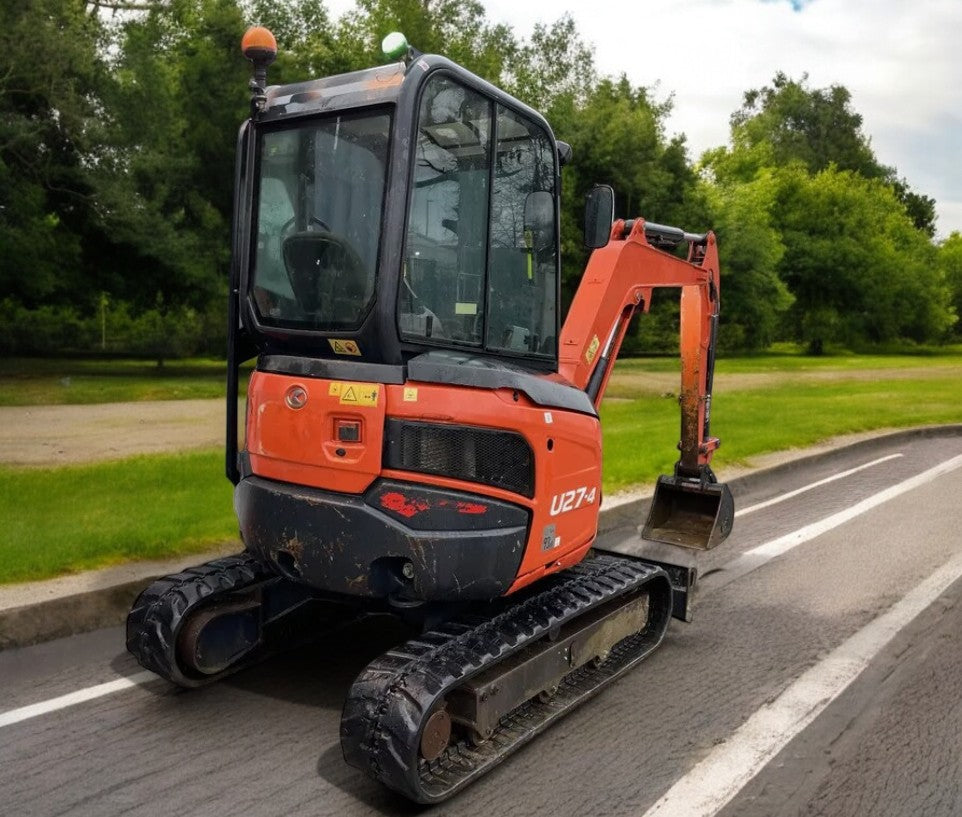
left=601, top=374, right=962, bottom=492
left=1, top=352, right=960, bottom=584
left=0, top=357, right=244, bottom=405
left=0, top=451, right=236, bottom=584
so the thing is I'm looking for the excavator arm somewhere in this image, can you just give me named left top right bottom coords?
left=560, top=214, right=733, bottom=550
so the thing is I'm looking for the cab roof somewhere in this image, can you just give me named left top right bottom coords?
left=262, top=62, right=405, bottom=122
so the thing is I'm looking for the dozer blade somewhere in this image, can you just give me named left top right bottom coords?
left=642, top=474, right=734, bottom=549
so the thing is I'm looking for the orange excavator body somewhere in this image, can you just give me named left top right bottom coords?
left=240, top=208, right=730, bottom=599
left=126, top=30, right=735, bottom=804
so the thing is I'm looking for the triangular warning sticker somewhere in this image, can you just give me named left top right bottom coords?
left=334, top=381, right=379, bottom=406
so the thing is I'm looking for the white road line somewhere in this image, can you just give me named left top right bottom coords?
left=735, top=453, right=903, bottom=517
left=0, top=671, right=157, bottom=729
left=747, top=452, right=962, bottom=559
left=640, top=546, right=962, bottom=817
left=709, top=453, right=962, bottom=589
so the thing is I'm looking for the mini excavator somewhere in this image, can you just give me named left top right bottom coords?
left=126, top=29, right=735, bottom=803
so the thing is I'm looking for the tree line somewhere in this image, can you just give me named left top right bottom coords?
left=1, top=0, right=959, bottom=359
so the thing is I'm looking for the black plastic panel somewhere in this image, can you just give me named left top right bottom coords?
left=384, top=419, right=535, bottom=498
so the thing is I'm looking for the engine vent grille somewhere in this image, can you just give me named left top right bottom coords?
left=384, top=420, right=534, bottom=498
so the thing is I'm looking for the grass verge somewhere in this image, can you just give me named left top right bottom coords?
left=0, top=450, right=236, bottom=584
left=601, top=374, right=962, bottom=492
left=0, top=357, right=242, bottom=405
left=2, top=353, right=961, bottom=584
left=2, top=352, right=960, bottom=405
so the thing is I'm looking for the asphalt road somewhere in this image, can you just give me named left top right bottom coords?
left=2, top=432, right=962, bottom=817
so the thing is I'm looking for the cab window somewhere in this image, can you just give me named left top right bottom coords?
left=400, top=75, right=558, bottom=358
left=486, top=105, right=558, bottom=356
left=251, top=112, right=390, bottom=331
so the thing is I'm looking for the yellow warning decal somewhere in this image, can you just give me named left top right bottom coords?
left=328, top=381, right=380, bottom=407
left=328, top=339, right=362, bottom=356
left=328, top=381, right=379, bottom=406
left=403, top=387, right=418, bottom=402
left=585, top=334, right=601, bottom=365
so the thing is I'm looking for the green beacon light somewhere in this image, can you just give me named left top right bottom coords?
left=381, top=31, right=410, bottom=61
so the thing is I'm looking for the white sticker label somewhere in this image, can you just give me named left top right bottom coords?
left=544, top=412, right=553, bottom=424
left=541, top=524, right=557, bottom=551
left=549, top=486, right=597, bottom=516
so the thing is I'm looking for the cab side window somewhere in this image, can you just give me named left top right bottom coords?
left=486, top=106, right=558, bottom=356
left=400, top=75, right=558, bottom=358
left=402, top=77, right=492, bottom=345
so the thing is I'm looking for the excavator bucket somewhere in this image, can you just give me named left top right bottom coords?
left=642, top=475, right=734, bottom=550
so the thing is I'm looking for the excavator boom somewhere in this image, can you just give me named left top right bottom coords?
left=562, top=199, right=733, bottom=549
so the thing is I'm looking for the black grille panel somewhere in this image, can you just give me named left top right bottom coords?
left=384, top=420, right=534, bottom=498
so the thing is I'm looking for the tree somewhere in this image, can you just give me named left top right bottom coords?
left=732, top=73, right=936, bottom=236
left=699, top=155, right=792, bottom=350
left=773, top=166, right=954, bottom=352
left=939, top=233, right=962, bottom=338
left=549, top=76, right=710, bottom=349
left=712, top=73, right=951, bottom=351
left=505, top=14, right=595, bottom=114
left=90, top=0, right=250, bottom=312
left=3, top=0, right=953, bottom=360
left=732, top=72, right=880, bottom=178
left=245, top=0, right=361, bottom=80
left=553, top=78, right=702, bottom=289
left=0, top=0, right=105, bottom=307
left=339, top=0, right=518, bottom=82
left=890, top=176, right=937, bottom=238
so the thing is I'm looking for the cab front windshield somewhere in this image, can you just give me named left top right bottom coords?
left=250, top=112, right=390, bottom=331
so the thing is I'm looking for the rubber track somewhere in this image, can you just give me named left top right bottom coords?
left=341, top=554, right=673, bottom=803
left=126, top=554, right=275, bottom=688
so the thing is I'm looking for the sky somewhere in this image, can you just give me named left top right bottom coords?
left=323, top=0, right=962, bottom=238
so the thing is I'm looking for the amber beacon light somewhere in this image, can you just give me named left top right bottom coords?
left=242, top=26, right=277, bottom=112
left=241, top=26, right=277, bottom=64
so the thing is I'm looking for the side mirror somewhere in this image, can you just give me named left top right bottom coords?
left=584, top=184, right=614, bottom=249
left=523, top=191, right=555, bottom=253
left=557, top=140, right=573, bottom=167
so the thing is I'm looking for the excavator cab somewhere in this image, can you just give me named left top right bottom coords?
left=233, top=43, right=560, bottom=368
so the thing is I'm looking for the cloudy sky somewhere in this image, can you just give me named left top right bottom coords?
left=324, top=0, right=961, bottom=237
